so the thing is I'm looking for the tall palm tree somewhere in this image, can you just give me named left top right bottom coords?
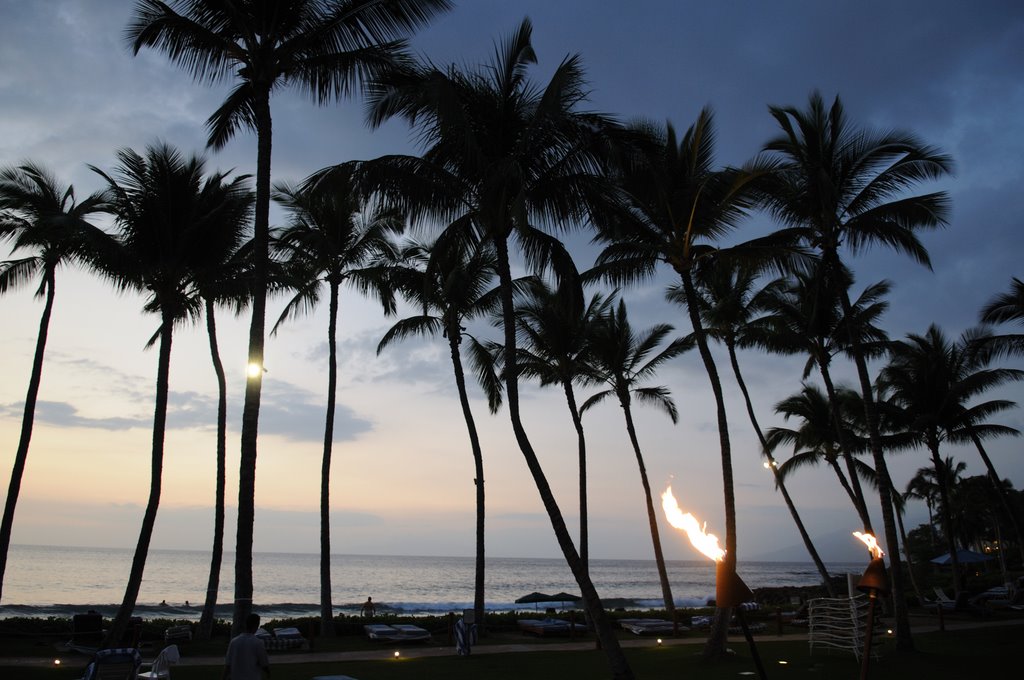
left=513, top=279, right=612, bottom=570
left=581, top=298, right=687, bottom=616
left=591, top=113, right=780, bottom=658
left=126, top=0, right=452, bottom=632
left=879, top=325, right=1023, bottom=593
left=761, top=91, right=953, bottom=649
left=91, top=142, right=253, bottom=646
left=363, top=19, right=635, bottom=677
left=0, top=164, right=109, bottom=603
left=767, top=383, right=874, bottom=522
left=679, top=262, right=835, bottom=596
left=377, top=236, right=500, bottom=629
left=759, top=268, right=892, bottom=530
left=271, top=168, right=401, bottom=636
left=193, top=236, right=257, bottom=640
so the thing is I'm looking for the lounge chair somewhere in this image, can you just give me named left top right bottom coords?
left=516, top=618, right=573, bottom=636
left=255, top=627, right=309, bottom=651
left=138, top=645, right=179, bottom=680
left=80, top=647, right=142, bottom=680
left=163, top=625, right=191, bottom=643
left=618, top=618, right=682, bottom=635
left=363, top=624, right=430, bottom=642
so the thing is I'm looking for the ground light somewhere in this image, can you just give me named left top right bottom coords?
left=394, top=651, right=400, bottom=658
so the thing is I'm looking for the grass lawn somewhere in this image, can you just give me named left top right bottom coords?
left=3, top=624, right=1019, bottom=680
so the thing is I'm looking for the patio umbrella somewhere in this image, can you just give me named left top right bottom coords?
left=549, top=592, right=583, bottom=605
left=515, top=591, right=554, bottom=604
left=929, top=548, right=994, bottom=565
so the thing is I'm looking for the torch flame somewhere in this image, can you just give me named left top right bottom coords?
left=661, top=486, right=726, bottom=562
left=853, top=531, right=884, bottom=559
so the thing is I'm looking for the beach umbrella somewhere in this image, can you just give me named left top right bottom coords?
left=515, top=592, right=554, bottom=607
left=929, top=549, right=994, bottom=565
left=550, top=592, right=583, bottom=605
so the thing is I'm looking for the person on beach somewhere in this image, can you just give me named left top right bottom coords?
left=361, top=596, right=376, bottom=618
left=223, top=613, right=269, bottom=680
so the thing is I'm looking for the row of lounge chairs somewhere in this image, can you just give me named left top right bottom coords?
left=363, top=623, right=431, bottom=642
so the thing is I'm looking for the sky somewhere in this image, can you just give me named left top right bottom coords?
left=1, top=0, right=1023, bottom=568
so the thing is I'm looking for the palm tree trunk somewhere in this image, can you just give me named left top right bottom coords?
left=928, top=438, right=962, bottom=598
left=562, top=380, right=588, bottom=570
left=106, top=314, right=173, bottom=647
left=234, top=88, right=272, bottom=636
left=679, top=269, right=734, bottom=659
left=494, top=237, right=634, bottom=680
left=726, top=344, right=835, bottom=597
left=446, top=328, right=486, bottom=630
left=835, top=280, right=913, bottom=651
left=620, top=397, right=676, bottom=616
left=968, top=432, right=1024, bottom=565
left=893, top=498, right=926, bottom=605
left=817, top=362, right=873, bottom=531
left=0, top=268, right=55, bottom=603
left=319, top=282, right=340, bottom=636
left=197, top=300, right=227, bottom=640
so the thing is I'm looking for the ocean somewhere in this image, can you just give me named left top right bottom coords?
left=0, top=544, right=864, bottom=620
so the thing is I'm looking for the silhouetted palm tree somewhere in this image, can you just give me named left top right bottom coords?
left=979, top=277, right=1024, bottom=358
left=272, top=169, right=401, bottom=636
left=768, top=384, right=874, bottom=521
left=758, top=268, right=892, bottom=530
left=513, top=279, right=612, bottom=570
left=881, top=325, right=1024, bottom=579
left=581, top=298, right=687, bottom=615
left=0, top=163, right=109, bottom=603
left=680, top=262, right=835, bottom=595
left=592, top=112, right=781, bottom=658
left=126, top=0, right=452, bottom=632
left=761, top=91, right=952, bottom=649
left=378, top=236, right=499, bottom=628
left=192, top=228, right=257, bottom=640
left=91, top=142, right=253, bottom=646
left=363, top=19, right=634, bottom=677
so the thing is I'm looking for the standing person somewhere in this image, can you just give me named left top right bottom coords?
left=360, top=597, right=375, bottom=618
left=223, top=613, right=269, bottom=680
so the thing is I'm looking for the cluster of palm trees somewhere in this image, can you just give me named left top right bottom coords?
left=2, top=3, right=1023, bottom=679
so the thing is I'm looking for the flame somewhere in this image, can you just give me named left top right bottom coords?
left=661, top=486, right=726, bottom=562
left=853, top=531, right=884, bottom=559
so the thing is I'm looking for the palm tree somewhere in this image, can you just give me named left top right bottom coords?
left=0, top=164, right=109, bottom=603
left=760, top=91, right=953, bottom=649
left=879, top=325, right=1024, bottom=587
left=767, top=384, right=874, bottom=522
left=758, top=268, right=892, bottom=530
left=126, top=0, right=452, bottom=632
left=581, top=298, right=687, bottom=616
left=679, top=262, right=835, bottom=596
left=271, top=168, right=401, bottom=636
left=513, top=279, right=612, bottom=570
left=377, top=235, right=500, bottom=629
left=91, top=142, right=253, bottom=646
left=591, top=113, right=779, bottom=658
left=363, top=19, right=635, bottom=677
left=979, top=277, right=1024, bottom=358
left=193, top=235, right=257, bottom=640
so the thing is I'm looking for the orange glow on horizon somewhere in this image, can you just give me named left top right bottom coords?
left=661, top=486, right=726, bottom=562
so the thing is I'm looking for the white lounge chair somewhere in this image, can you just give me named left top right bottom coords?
left=138, top=645, right=179, bottom=680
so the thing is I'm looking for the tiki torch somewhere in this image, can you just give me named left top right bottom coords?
left=853, top=531, right=889, bottom=680
left=662, top=486, right=768, bottom=680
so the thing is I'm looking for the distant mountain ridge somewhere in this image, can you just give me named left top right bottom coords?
left=748, top=528, right=876, bottom=563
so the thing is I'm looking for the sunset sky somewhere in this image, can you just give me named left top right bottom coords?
left=1, top=0, right=1023, bottom=568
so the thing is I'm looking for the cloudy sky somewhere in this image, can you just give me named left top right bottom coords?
left=1, top=0, right=1023, bottom=570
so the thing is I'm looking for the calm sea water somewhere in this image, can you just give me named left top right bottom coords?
left=0, top=544, right=864, bottom=620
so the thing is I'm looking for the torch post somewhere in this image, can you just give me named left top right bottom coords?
left=857, top=557, right=889, bottom=680
left=717, top=561, right=768, bottom=680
